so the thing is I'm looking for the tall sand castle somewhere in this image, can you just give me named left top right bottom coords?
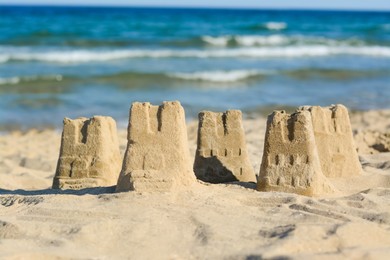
left=194, top=110, right=256, bottom=183
left=52, top=116, right=121, bottom=189
left=116, top=101, right=195, bottom=192
left=299, top=104, right=362, bottom=178
left=257, top=110, right=335, bottom=196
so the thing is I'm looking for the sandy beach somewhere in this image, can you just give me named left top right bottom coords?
left=0, top=109, right=389, bottom=259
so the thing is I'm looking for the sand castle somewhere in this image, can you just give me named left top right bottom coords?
left=257, top=110, right=334, bottom=196
left=52, top=116, right=121, bottom=189
left=194, top=110, right=256, bottom=183
left=50, top=101, right=360, bottom=196
left=116, top=101, right=195, bottom=192
left=299, top=105, right=362, bottom=178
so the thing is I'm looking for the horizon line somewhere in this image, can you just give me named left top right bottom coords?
left=0, top=3, right=390, bottom=12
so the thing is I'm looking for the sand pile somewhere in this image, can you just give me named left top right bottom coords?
left=352, top=109, right=390, bottom=154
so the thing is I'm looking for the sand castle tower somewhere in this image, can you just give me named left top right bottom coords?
left=194, top=110, right=256, bottom=183
left=299, top=105, right=362, bottom=178
left=257, top=111, right=334, bottom=196
left=52, top=116, right=121, bottom=189
left=116, top=101, right=195, bottom=192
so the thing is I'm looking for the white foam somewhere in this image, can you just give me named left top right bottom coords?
left=202, top=36, right=230, bottom=46
left=0, top=77, right=20, bottom=85
left=168, top=70, right=272, bottom=82
left=2, top=45, right=390, bottom=63
left=235, top=35, right=288, bottom=46
left=264, top=22, right=287, bottom=30
left=0, top=55, right=10, bottom=63
left=9, top=50, right=176, bottom=63
left=0, top=75, right=63, bottom=85
left=190, top=46, right=390, bottom=58
left=201, top=35, right=365, bottom=47
left=202, top=35, right=289, bottom=46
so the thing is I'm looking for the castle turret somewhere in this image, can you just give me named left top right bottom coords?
left=299, top=104, right=362, bottom=178
left=257, top=110, right=334, bottom=196
left=116, top=101, right=195, bottom=192
left=194, top=110, right=256, bottom=183
left=53, top=116, right=121, bottom=189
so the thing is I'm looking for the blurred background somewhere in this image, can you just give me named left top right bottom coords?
left=0, top=1, right=390, bottom=129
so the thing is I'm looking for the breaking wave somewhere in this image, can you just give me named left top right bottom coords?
left=168, top=70, right=272, bottom=82
left=201, top=35, right=289, bottom=46
left=246, top=22, right=288, bottom=31
left=1, top=68, right=389, bottom=91
left=200, top=35, right=366, bottom=47
left=0, top=75, right=63, bottom=85
left=0, top=70, right=272, bottom=88
left=1, top=45, right=390, bottom=64
left=264, top=22, right=287, bottom=30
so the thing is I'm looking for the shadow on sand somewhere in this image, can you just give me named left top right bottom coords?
left=0, top=180, right=259, bottom=196
left=0, top=186, right=116, bottom=196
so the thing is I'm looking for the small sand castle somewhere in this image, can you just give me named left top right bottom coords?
left=116, top=101, right=195, bottom=192
left=52, top=116, right=121, bottom=189
left=194, top=110, right=256, bottom=183
left=299, top=105, right=362, bottom=178
left=257, top=110, right=334, bottom=196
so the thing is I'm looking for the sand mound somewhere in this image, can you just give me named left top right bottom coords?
left=351, top=109, right=390, bottom=154
left=354, top=130, right=390, bottom=154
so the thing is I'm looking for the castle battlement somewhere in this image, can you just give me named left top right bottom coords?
left=194, top=110, right=256, bottom=183
left=257, top=110, right=334, bottom=196
left=129, top=101, right=184, bottom=137
left=52, top=116, right=121, bottom=190
left=266, top=110, right=315, bottom=144
left=299, top=104, right=362, bottom=178
left=116, top=101, right=195, bottom=192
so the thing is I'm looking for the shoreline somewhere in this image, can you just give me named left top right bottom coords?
left=1, top=106, right=389, bottom=133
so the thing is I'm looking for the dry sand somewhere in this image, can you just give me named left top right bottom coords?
left=0, top=110, right=389, bottom=259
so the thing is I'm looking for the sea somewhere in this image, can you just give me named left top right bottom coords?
left=0, top=6, right=390, bottom=129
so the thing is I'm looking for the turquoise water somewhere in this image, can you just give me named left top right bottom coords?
left=0, top=6, right=390, bottom=129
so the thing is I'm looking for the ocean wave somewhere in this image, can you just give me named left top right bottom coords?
left=1, top=68, right=388, bottom=91
left=0, top=75, right=63, bottom=85
left=97, top=68, right=387, bottom=84
left=0, top=33, right=380, bottom=49
left=284, top=68, right=388, bottom=80
left=201, top=35, right=288, bottom=46
left=1, top=45, right=390, bottom=64
left=201, top=36, right=231, bottom=46
left=0, top=55, right=9, bottom=63
left=236, top=35, right=288, bottom=46
left=0, top=70, right=271, bottom=89
left=201, top=35, right=365, bottom=47
left=264, top=22, right=287, bottom=30
left=0, top=77, right=20, bottom=85
left=246, top=22, right=288, bottom=31
left=0, top=50, right=176, bottom=63
left=168, top=70, right=272, bottom=82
